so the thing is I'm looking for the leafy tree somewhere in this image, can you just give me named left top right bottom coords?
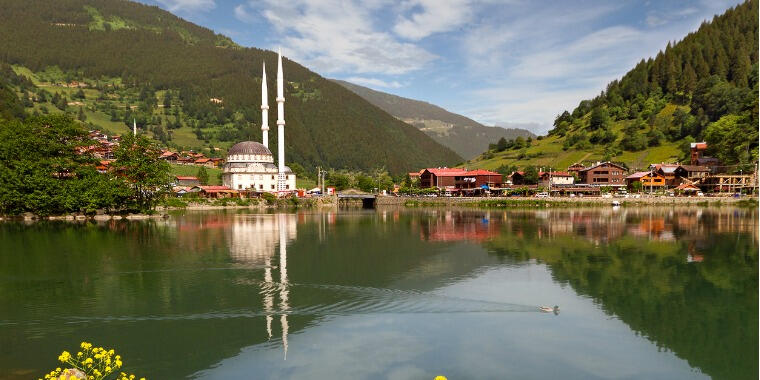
left=113, top=133, right=171, bottom=211
left=513, top=136, right=526, bottom=149
left=588, top=107, right=609, bottom=130
left=196, top=166, right=209, bottom=185
left=704, top=114, right=758, bottom=169
left=523, top=166, right=539, bottom=185
left=647, top=128, right=665, bottom=146
left=496, top=137, right=508, bottom=152
left=620, top=119, right=648, bottom=151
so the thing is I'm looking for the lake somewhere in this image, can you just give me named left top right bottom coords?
left=0, top=207, right=757, bottom=379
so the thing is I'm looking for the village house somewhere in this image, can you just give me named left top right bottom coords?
left=538, top=171, right=574, bottom=187
left=577, top=162, right=628, bottom=187
left=454, top=169, right=503, bottom=191
left=419, top=168, right=469, bottom=188
left=567, top=163, right=585, bottom=176
left=175, top=176, right=200, bottom=187
left=418, top=168, right=502, bottom=192
left=680, top=165, right=711, bottom=182
left=160, top=151, right=179, bottom=162
left=194, top=158, right=217, bottom=168
left=189, top=185, right=238, bottom=199
left=508, top=171, right=526, bottom=185
left=625, top=171, right=666, bottom=189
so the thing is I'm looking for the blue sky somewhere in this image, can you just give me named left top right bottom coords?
left=138, top=0, right=742, bottom=134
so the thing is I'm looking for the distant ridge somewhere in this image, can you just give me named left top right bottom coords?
left=332, top=79, right=535, bottom=159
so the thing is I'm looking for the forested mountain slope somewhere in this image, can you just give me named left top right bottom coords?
left=0, top=0, right=461, bottom=174
left=470, top=0, right=758, bottom=173
left=333, top=79, right=535, bottom=159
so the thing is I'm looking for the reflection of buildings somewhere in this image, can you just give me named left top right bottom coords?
left=418, top=211, right=501, bottom=243
left=226, top=214, right=297, bottom=359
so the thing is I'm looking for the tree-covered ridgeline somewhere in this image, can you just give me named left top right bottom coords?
left=548, top=0, right=758, bottom=171
left=0, top=0, right=461, bottom=175
left=0, top=114, right=169, bottom=216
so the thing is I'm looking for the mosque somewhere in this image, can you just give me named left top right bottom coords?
left=222, top=49, right=296, bottom=193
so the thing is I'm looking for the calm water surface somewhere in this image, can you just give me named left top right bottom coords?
left=0, top=207, right=757, bottom=379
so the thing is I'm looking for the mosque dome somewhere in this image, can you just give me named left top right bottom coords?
left=228, top=141, right=272, bottom=156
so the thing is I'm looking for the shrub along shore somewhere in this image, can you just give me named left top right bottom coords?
left=1, top=196, right=336, bottom=221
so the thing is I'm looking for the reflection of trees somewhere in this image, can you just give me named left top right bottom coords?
left=485, top=209, right=758, bottom=380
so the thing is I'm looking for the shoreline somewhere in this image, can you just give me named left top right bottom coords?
left=1, top=195, right=756, bottom=221
left=380, top=195, right=759, bottom=208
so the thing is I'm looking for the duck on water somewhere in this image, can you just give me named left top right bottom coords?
left=539, top=305, right=560, bottom=315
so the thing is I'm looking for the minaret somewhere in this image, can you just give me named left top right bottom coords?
left=276, top=48, right=286, bottom=192
left=133, top=118, right=137, bottom=136
left=261, top=62, right=269, bottom=149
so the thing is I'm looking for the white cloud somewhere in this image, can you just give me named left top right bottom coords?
left=155, top=0, right=215, bottom=12
left=393, top=0, right=473, bottom=40
left=236, top=0, right=437, bottom=75
left=344, top=77, right=404, bottom=89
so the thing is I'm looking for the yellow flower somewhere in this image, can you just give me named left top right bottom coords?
left=69, top=376, right=77, bottom=380
left=434, top=376, right=448, bottom=380
left=109, top=349, right=115, bottom=355
left=58, top=351, right=71, bottom=363
left=106, top=366, right=112, bottom=372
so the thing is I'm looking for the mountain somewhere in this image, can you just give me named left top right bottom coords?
left=332, top=79, right=535, bottom=159
left=0, top=0, right=462, bottom=175
left=469, top=0, right=758, bottom=174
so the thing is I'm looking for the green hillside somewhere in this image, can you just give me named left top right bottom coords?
left=333, top=79, right=535, bottom=159
left=0, top=0, right=461, bottom=175
left=470, top=0, right=758, bottom=173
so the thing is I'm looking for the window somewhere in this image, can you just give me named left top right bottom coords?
left=286, top=185, right=290, bottom=189
left=286, top=175, right=289, bottom=179
left=238, top=184, right=242, bottom=189
left=271, top=185, right=275, bottom=189
left=259, top=184, right=263, bottom=189
left=271, top=175, right=275, bottom=180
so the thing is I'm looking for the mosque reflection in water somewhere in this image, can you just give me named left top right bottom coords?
left=227, top=214, right=297, bottom=358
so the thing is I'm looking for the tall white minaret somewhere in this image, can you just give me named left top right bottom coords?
left=261, top=62, right=269, bottom=149
left=276, top=48, right=286, bottom=191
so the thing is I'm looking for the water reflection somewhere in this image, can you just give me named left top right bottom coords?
left=0, top=208, right=756, bottom=380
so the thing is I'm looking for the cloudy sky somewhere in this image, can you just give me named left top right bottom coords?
left=138, top=0, right=741, bottom=134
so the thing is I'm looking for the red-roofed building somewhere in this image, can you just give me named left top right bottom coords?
left=194, top=158, right=216, bottom=168
left=538, top=171, right=574, bottom=186
left=189, top=185, right=238, bottom=198
left=419, top=168, right=502, bottom=190
left=419, top=168, right=469, bottom=188
left=578, top=162, right=628, bottom=187
left=175, top=176, right=200, bottom=187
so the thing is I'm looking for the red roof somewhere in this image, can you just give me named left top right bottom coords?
left=195, top=158, right=211, bottom=163
left=466, top=169, right=501, bottom=176
left=176, top=176, right=198, bottom=180
left=425, top=168, right=469, bottom=177
left=424, top=168, right=500, bottom=177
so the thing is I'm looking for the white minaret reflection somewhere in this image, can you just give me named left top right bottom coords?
left=226, top=214, right=296, bottom=357
left=277, top=213, right=290, bottom=360
left=261, top=62, right=269, bottom=149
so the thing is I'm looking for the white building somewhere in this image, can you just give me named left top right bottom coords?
left=222, top=49, right=296, bottom=193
